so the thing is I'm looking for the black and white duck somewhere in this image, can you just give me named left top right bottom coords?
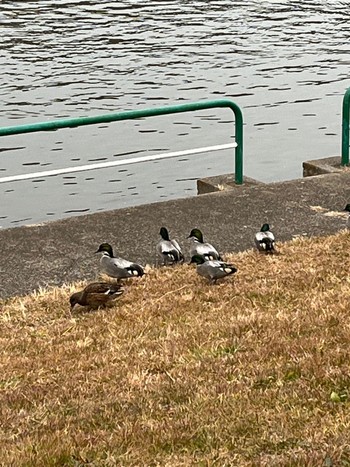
left=96, top=243, right=144, bottom=279
left=188, top=228, right=222, bottom=261
left=157, top=227, right=184, bottom=265
left=190, top=255, right=237, bottom=284
left=69, top=282, right=124, bottom=309
left=254, top=223, right=275, bottom=253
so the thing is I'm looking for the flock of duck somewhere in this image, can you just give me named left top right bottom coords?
left=69, top=224, right=276, bottom=310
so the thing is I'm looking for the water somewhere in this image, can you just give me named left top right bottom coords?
left=0, top=0, right=349, bottom=228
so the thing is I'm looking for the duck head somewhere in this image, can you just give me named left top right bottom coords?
left=188, top=228, right=204, bottom=243
left=96, top=243, right=114, bottom=257
left=260, top=223, right=270, bottom=232
left=159, top=227, right=170, bottom=241
left=69, top=292, right=81, bottom=309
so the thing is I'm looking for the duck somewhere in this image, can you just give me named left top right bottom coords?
left=157, top=227, right=184, bottom=265
left=96, top=243, right=144, bottom=279
left=69, top=282, right=124, bottom=309
left=254, top=223, right=275, bottom=253
left=188, top=228, right=222, bottom=261
left=190, top=255, right=237, bottom=284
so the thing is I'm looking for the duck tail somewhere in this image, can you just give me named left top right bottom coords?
left=260, top=238, right=275, bottom=253
left=267, top=241, right=276, bottom=254
left=128, top=264, right=145, bottom=277
left=224, top=264, right=237, bottom=275
left=167, top=249, right=185, bottom=264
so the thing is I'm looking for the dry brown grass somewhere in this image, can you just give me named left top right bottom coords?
left=1, top=231, right=350, bottom=466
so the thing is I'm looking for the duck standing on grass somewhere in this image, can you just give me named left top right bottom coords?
left=188, top=228, right=222, bottom=261
left=157, top=227, right=184, bottom=265
left=70, top=282, right=124, bottom=309
left=190, top=255, right=237, bottom=284
left=96, top=243, right=144, bottom=279
left=254, top=223, right=275, bottom=253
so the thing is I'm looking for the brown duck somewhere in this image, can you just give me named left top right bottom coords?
left=69, top=282, right=124, bottom=309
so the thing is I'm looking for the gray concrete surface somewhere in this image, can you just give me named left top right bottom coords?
left=1, top=171, right=350, bottom=298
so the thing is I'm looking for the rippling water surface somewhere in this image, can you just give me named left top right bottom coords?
left=0, top=0, right=349, bottom=227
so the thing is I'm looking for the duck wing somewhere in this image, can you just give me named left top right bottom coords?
left=114, top=256, right=144, bottom=276
left=198, top=260, right=237, bottom=281
left=84, top=282, right=123, bottom=295
left=171, top=239, right=184, bottom=261
left=265, top=231, right=275, bottom=241
left=84, top=292, right=121, bottom=307
left=101, top=256, right=131, bottom=278
left=80, top=282, right=124, bottom=307
left=158, top=239, right=183, bottom=263
left=193, top=242, right=221, bottom=261
left=113, top=256, right=134, bottom=269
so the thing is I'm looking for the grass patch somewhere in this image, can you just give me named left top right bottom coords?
left=2, top=231, right=350, bottom=465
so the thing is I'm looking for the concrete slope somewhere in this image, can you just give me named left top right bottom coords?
left=1, top=172, right=349, bottom=298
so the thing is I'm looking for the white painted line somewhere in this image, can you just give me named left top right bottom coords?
left=0, top=143, right=237, bottom=184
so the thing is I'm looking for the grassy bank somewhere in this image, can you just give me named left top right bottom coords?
left=1, top=231, right=350, bottom=466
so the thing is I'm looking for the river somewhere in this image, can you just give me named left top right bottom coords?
left=0, top=0, right=349, bottom=228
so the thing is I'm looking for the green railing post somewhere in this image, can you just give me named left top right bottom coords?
left=341, top=88, right=350, bottom=166
left=0, top=99, right=244, bottom=184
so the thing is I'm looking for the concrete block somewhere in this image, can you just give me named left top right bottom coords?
left=197, top=173, right=262, bottom=195
left=303, top=156, right=345, bottom=177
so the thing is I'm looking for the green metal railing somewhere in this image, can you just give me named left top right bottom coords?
left=341, top=88, right=350, bottom=166
left=0, top=99, right=244, bottom=184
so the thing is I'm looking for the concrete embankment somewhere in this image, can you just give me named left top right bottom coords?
left=1, top=169, right=350, bottom=298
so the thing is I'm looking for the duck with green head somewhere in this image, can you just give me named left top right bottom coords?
left=70, top=282, right=124, bottom=309
left=190, top=255, right=237, bottom=284
left=254, top=223, right=275, bottom=253
left=157, top=227, right=184, bottom=265
left=188, top=228, right=222, bottom=261
left=96, top=243, right=144, bottom=279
